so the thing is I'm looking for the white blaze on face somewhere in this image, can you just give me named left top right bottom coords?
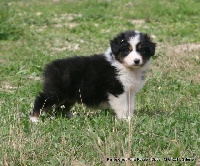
left=123, top=34, right=143, bottom=68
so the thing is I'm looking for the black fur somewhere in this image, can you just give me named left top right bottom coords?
left=31, top=55, right=124, bottom=117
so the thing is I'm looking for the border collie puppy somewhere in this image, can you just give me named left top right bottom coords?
left=30, top=30, right=156, bottom=122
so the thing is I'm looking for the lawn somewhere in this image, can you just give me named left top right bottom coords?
left=0, top=0, right=199, bottom=165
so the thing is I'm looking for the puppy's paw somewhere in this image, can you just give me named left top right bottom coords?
left=30, top=116, right=39, bottom=123
left=117, top=115, right=133, bottom=122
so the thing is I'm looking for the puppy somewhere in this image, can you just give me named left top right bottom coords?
left=30, top=30, right=156, bottom=122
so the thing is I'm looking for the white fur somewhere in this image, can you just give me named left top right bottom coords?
left=104, top=47, right=151, bottom=119
left=129, top=34, right=140, bottom=47
left=30, top=116, right=39, bottom=123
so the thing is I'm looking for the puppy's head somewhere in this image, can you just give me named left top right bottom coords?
left=110, top=30, right=156, bottom=68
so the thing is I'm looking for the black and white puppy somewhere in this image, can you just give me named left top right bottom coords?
left=30, top=30, right=156, bottom=122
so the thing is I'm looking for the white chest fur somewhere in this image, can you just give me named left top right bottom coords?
left=107, top=60, right=150, bottom=119
left=112, top=60, right=150, bottom=93
left=104, top=47, right=151, bottom=93
left=104, top=48, right=151, bottom=119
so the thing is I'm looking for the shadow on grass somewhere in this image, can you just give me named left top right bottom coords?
left=38, top=107, right=168, bottom=122
left=40, top=108, right=115, bottom=120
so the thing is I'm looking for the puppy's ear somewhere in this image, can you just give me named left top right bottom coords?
left=110, top=33, right=125, bottom=55
left=143, top=34, right=156, bottom=56
left=149, top=42, right=156, bottom=56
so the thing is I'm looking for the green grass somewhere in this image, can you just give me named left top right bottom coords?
left=0, top=0, right=200, bottom=165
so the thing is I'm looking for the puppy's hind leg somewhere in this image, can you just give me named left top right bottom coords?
left=30, top=92, right=59, bottom=122
left=56, top=101, right=75, bottom=119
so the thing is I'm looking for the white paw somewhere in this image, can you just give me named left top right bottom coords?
left=30, top=116, right=39, bottom=123
left=122, top=116, right=132, bottom=122
left=117, top=115, right=132, bottom=122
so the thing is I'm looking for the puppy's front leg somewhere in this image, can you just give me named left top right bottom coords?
left=108, top=92, right=135, bottom=120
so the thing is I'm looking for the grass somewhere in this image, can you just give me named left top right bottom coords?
left=0, top=0, right=199, bottom=165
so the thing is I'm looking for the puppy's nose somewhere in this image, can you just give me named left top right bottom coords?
left=134, top=59, right=140, bottom=64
